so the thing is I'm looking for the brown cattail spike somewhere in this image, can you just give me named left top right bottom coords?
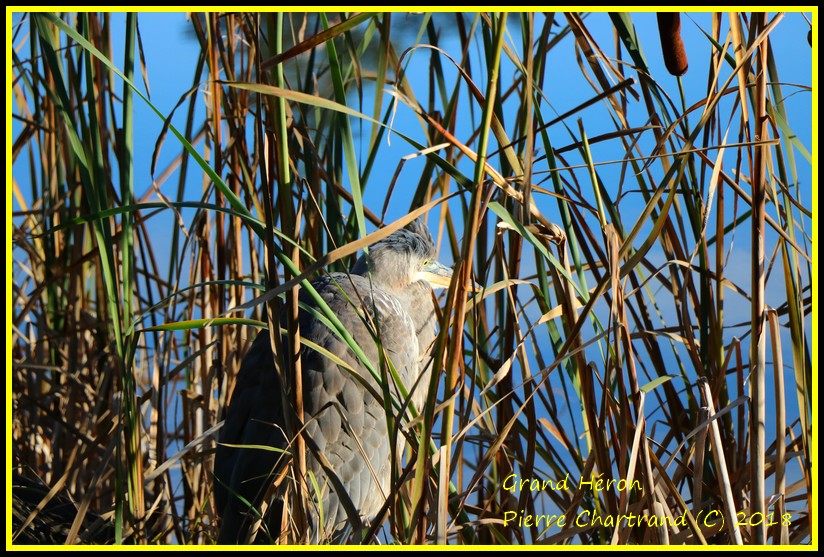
left=657, top=12, right=689, bottom=77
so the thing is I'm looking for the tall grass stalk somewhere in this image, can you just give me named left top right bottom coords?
left=11, top=11, right=812, bottom=545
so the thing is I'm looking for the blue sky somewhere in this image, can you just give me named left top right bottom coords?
left=10, top=11, right=814, bottom=542
left=12, top=12, right=813, bottom=268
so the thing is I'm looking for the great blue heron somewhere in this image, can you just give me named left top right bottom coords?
left=214, top=220, right=454, bottom=544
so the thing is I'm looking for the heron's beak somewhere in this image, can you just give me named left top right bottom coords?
left=418, top=261, right=482, bottom=292
left=418, top=260, right=453, bottom=290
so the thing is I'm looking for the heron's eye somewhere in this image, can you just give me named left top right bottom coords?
left=421, top=259, right=430, bottom=267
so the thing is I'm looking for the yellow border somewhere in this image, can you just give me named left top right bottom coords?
left=6, top=6, right=13, bottom=551
left=5, top=7, right=817, bottom=551
left=810, top=7, right=818, bottom=553
left=3, top=7, right=821, bottom=13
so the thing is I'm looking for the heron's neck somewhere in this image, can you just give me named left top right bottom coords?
left=394, top=280, right=437, bottom=353
left=383, top=280, right=435, bottom=411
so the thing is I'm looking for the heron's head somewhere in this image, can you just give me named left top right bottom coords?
left=351, top=220, right=453, bottom=291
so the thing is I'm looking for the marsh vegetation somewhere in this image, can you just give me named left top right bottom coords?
left=11, top=11, right=813, bottom=545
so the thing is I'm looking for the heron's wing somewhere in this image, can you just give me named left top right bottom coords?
left=214, top=273, right=423, bottom=543
left=298, top=274, right=420, bottom=538
left=214, top=332, right=287, bottom=543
